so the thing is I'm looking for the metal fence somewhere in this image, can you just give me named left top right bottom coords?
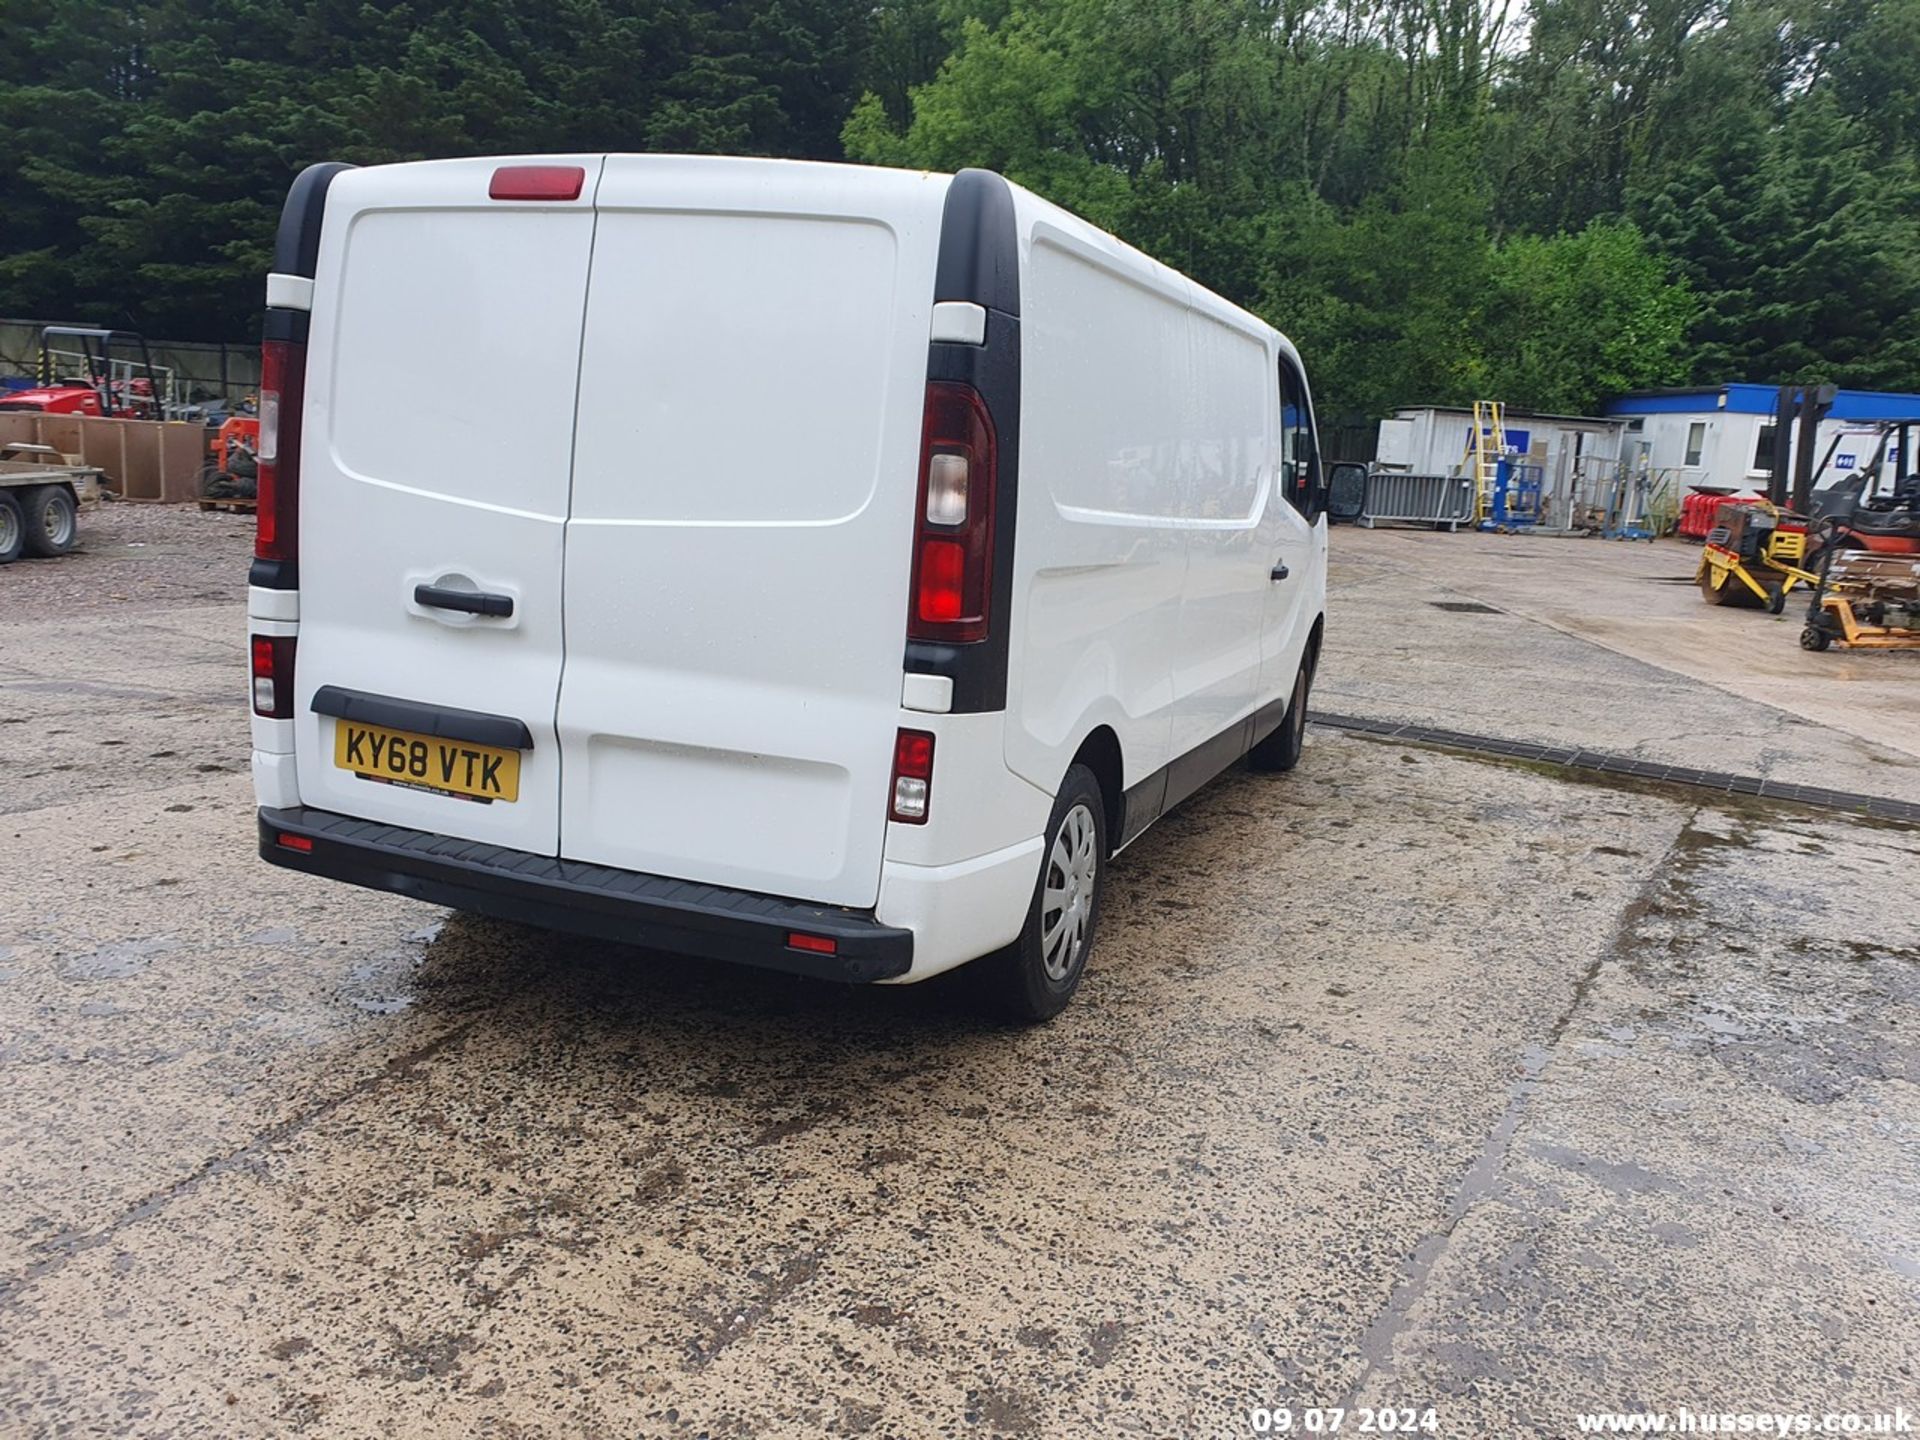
left=1358, top=471, right=1476, bottom=529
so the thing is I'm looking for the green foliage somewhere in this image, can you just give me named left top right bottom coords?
left=1482, top=222, right=1699, bottom=412
left=0, top=0, right=875, bottom=337
left=3, top=0, right=1918, bottom=420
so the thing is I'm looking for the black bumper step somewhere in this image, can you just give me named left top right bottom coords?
left=258, top=806, right=913, bottom=983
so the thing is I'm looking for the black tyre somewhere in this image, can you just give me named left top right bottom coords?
left=0, top=491, right=23, bottom=564
left=1800, top=625, right=1832, bottom=652
left=1248, top=646, right=1316, bottom=773
left=1767, top=586, right=1786, bottom=615
left=981, top=763, right=1107, bottom=1023
left=21, top=485, right=77, bottom=557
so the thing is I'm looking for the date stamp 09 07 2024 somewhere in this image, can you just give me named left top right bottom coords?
left=1247, top=1407, right=1442, bottom=1434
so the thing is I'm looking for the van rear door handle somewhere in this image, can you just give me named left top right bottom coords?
left=414, top=584, right=514, bottom=618
left=1270, top=563, right=1290, bottom=582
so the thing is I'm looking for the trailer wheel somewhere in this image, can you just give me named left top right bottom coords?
left=980, top=763, right=1107, bottom=1024
left=0, top=491, right=23, bottom=564
left=21, top=485, right=77, bottom=557
left=1800, top=625, right=1832, bottom=652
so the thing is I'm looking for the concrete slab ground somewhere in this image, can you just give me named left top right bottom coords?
left=0, top=509, right=1915, bottom=1438
left=1322, top=527, right=1920, bottom=804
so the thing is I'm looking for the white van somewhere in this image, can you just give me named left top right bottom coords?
left=251, top=156, right=1359, bottom=1019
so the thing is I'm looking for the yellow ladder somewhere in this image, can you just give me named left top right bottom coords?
left=1466, top=400, right=1506, bottom=523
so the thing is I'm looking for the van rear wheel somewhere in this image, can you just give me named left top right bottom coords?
left=981, top=763, right=1107, bottom=1023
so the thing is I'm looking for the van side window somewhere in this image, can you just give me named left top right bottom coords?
left=1277, top=359, right=1320, bottom=517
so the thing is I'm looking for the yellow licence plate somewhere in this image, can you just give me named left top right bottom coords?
left=333, top=721, right=521, bottom=804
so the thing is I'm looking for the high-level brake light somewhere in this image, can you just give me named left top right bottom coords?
left=489, top=165, right=585, bottom=201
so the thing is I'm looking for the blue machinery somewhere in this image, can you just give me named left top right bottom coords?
left=1480, top=457, right=1543, bottom=532
left=1465, top=401, right=1543, bottom=532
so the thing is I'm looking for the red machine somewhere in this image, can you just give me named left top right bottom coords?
left=1678, top=489, right=1760, bottom=540
left=0, top=384, right=106, bottom=416
left=0, top=328, right=167, bottom=419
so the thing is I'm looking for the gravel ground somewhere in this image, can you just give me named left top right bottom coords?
left=0, top=500, right=253, bottom=615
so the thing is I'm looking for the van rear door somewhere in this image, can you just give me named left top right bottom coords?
left=556, top=158, right=946, bottom=908
left=291, top=156, right=602, bottom=857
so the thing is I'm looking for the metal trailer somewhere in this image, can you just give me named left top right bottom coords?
left=0, top=442, right=102, bottom=564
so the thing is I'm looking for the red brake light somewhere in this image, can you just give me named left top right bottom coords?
left=489, top=165, right=585, bottom=201
left=255, top=337, right=306, bottom=567
left=251, top=632, right=295, bottom=718
left=890, top=728, right=936, bottom=824
left=786, top=931, right=838, bottom=955
left=908, top=383, right=996, bottom=644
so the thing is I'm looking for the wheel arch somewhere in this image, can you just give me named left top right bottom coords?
left=1066, top=724, right=1124, bottom=851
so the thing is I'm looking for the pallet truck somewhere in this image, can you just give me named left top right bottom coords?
left=1799, top=510, right=1920, bottom=652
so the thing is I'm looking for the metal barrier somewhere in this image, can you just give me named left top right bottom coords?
left=1358, top=472, right=1476, bottom=529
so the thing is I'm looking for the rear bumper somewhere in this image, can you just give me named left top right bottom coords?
left=258, top=806, right=913, bottom=983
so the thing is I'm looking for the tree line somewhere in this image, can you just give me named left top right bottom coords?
left=2, top=0, right=1916, bottom=422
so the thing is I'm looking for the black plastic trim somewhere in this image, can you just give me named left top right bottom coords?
left=259, top=807, right=913, bottom=982
left=249, top=557, right=297, bottom=590
left=1118, top=688, right=1300, bottom=846
left=1119, top=771, right=1168, bottom=847
left=310, top=686, right=534, bottom=750
left=1165, top=718, right=1255, bottom=814
left=907, top=169, right=1023, bottom=715
left=273, top=162, right=354, bottom=279
left=933, top=169, right=1021, bottom=317
left=414, top=584, right=513, bottom=618
left=262, top=307, right=309, bottom=345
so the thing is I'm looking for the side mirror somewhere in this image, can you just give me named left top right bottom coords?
left=1326, top=461, right=1368, bottom=523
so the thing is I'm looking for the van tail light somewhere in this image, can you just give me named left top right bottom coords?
left=908, top=382, right=996, bottom=643
left=251, top=633, right=295, bottom=718
left=255, top=337, right=306, bottom=567
left=889, top=728, right=935, bottom=824
left=785, top=931, right=838, bottom=956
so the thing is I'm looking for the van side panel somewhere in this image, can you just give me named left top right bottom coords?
left=1003, top=220, right=1190, bottom=800
left=555, top=159, right=948, bottom=909
left=1004, top=192, right=1313, bottom=834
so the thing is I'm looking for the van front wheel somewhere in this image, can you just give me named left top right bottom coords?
left=982, top=763, right=1107, bottom=1023
left=1249, top=649, right=1316, bottom=773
